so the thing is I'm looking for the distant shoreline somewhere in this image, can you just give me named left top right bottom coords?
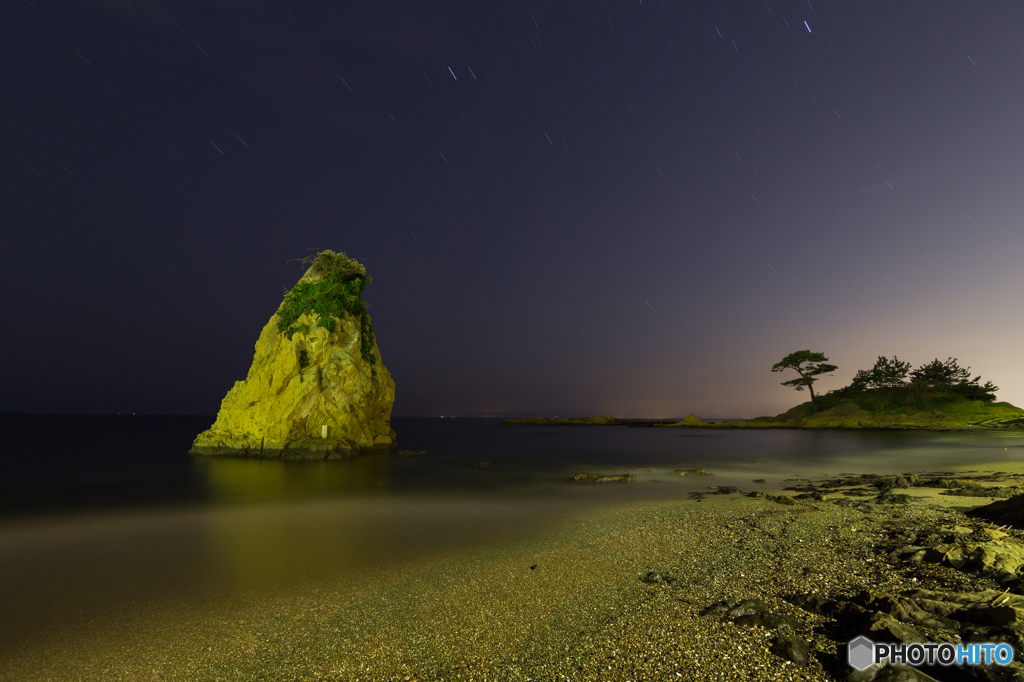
left=503, top=405, right=1024, bottom=431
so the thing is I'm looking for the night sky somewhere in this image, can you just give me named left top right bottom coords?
left=4, top=0, right=1023, bottom=418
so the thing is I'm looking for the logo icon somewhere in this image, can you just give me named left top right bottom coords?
left=848, top=635, right=874, bottom=671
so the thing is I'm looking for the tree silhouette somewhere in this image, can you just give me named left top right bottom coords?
left=910, top=358, right=972, bottom=387
left=852, top=356, right=911, bottom=390
left=772, top=350, right=838, bottom=402
left=910, top=357, right=998, bottom=399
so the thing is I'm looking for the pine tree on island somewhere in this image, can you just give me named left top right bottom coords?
left=771, top=350, right=838, bottom=403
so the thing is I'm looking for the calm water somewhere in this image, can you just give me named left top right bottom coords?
left=4, top=415, right=1024, bottom=515
left=2, top=415, right=1023, bottom=677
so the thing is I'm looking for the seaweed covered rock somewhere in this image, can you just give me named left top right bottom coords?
left=574, top=473, right=636, bottom=483
left=191, top=250, right=396, bottom=459
left=673, top=467, right=712, bottom=476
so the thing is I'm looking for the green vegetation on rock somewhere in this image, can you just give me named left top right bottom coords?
left=276, top=250, right=377, bottom=367
left=667, top=413, right=710, bottom=427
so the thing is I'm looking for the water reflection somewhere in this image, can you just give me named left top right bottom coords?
left=200, top=499, right=393, bottom=589
left=195, top=454, right=392, bottom=503
left=194, top=456, right=408, bottom=587
left=188, top=426, right=1024, bottom=509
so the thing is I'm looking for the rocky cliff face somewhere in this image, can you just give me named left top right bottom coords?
left=191, top=252, right=396, bottom=459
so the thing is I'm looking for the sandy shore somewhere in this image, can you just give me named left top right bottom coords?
left=6, top=477, right=1018, bottom=682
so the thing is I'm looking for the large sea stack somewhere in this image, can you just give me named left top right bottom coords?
left=191, top=250, right=396, bottom=459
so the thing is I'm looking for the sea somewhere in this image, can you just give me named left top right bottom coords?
left=1, top=414, right=1023, bottom=679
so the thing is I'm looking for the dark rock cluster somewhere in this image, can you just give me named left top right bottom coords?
left=884, top=521, right=1024, bottom=588
left=784, top=472, right=1024, bottom=501
left=701, top=598, right=807, bottom=664
left=788, top=588, right=1024, bottom=681
left=683, top=476, right=1024, bottom=680
left=970, top=494, right=1024, bottom=529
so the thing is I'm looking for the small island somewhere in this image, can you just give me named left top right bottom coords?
left=505, top=352, right=1024, bottom=431
left=724, top=352, right=1024, bottom=430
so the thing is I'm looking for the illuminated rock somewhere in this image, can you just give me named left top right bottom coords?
left=191, top=251, right=396, bottom=459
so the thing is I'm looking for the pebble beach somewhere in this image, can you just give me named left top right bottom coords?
left=5, top=473, right=1021, bottom=682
